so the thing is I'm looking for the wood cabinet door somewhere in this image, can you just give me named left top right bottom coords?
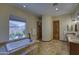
left=70, top=42, right=79, bottom=55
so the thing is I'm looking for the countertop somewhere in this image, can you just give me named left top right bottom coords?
left=67, top=34, right=79, bottom=44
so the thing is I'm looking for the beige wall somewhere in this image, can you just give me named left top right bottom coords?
left=42, top=14, right=73, bottom=41
left=58, top=14, right=73, bottom=41
left=0, top=4, right=38, bottom=42
left=42, top=16, right=52, bottom=41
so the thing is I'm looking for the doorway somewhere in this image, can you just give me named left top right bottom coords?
left=37, top=19, right=42, bottom=41
left=53, top=20, right=60, bottom=40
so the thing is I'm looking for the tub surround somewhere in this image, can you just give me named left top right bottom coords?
left=9, top=40, right=39, bottom=55
left=0, top=39, right=39, bottom=55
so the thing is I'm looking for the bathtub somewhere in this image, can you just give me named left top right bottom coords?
left=6, top=38, right=32, bottom=52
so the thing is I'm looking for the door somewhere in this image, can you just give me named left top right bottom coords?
left=37, top=21, right=42, bottom=41
left=53, top=20, right=59, bottom=40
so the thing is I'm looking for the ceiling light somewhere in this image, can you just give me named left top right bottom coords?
left=23, top=5, right=26, bottom=8
left=56, top=8, right=59, bottom=11
left=77, top=13, right=79, bottom=18
left=77, top=15, right=79, bottom=18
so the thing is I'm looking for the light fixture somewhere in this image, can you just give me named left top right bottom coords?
left=56, top=8, right=59, bottom=11
left=52, top=3, right=59, bottom=11
left=77, top=13, right=79, bottom=18
left=23, top=5, right=26, bottom=8
left=77, top=15, right=79, bottom=18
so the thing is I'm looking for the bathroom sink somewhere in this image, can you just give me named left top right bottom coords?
left=68, top=36, right=79, bottom=44
left=66, top=34, right=79, bottom=43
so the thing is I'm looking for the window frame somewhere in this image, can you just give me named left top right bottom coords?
left=9, top=15, right=27, bottom=40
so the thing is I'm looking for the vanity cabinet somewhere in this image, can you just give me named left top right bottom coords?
left=70, top=42, right=79, bottom=55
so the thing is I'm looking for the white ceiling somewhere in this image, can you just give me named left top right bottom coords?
left=14, top=3, right=78, bottom=16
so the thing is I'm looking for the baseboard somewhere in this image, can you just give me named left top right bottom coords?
left=59, top=40, right=68, bottom=42
left=41, top=39, right=52, bottom=42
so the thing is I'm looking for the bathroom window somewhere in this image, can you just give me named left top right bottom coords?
left=9, top=15, right=26, bottom=40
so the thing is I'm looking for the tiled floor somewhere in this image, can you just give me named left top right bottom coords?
left=38, top=40, right=69, bottom=55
